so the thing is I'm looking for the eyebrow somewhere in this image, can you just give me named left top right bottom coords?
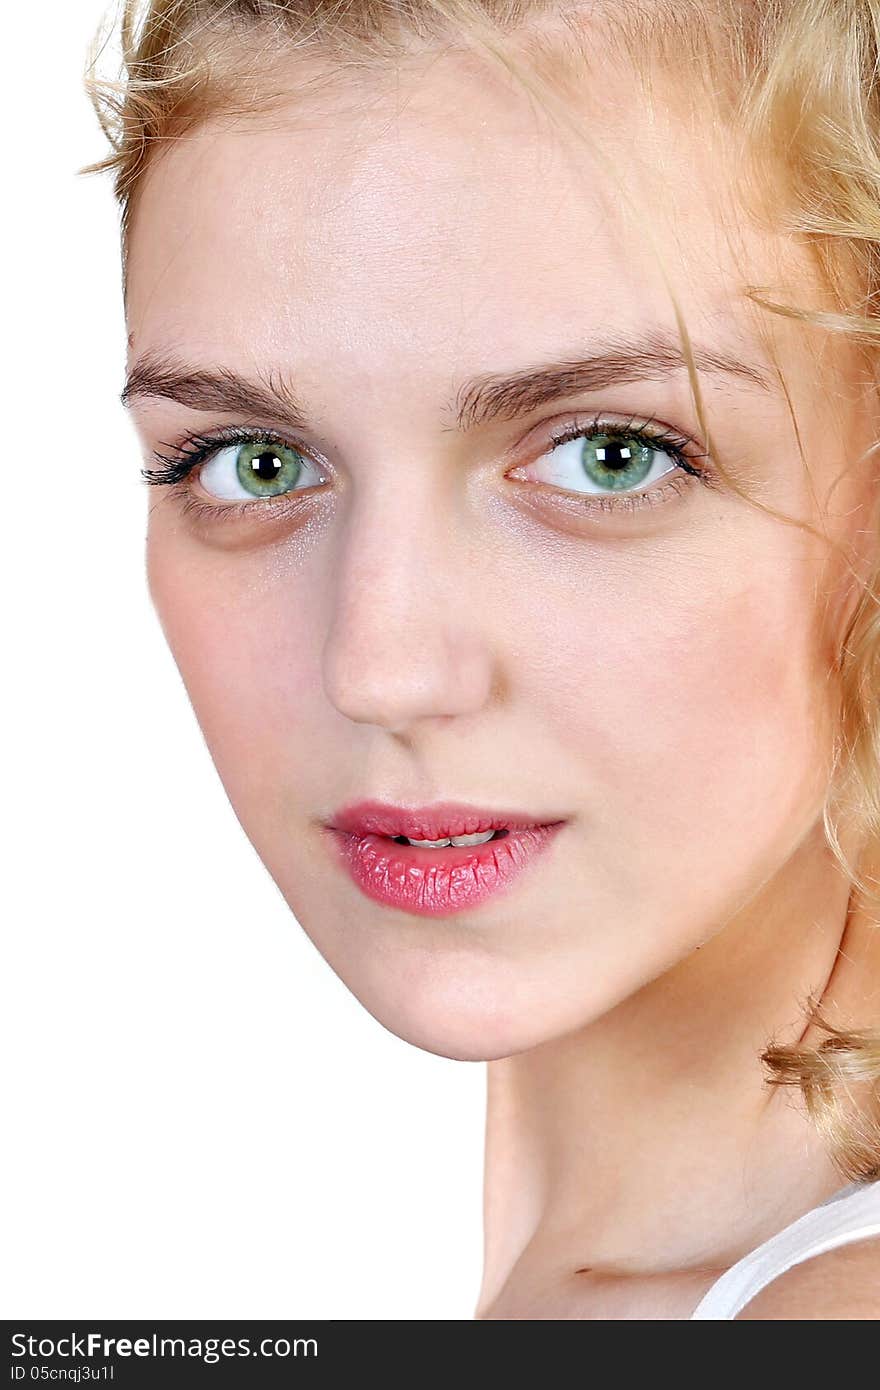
left=120, top=329, right=775, bottom=434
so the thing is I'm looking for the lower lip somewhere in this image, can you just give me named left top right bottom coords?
left=325, top=823, right=564, bottom=917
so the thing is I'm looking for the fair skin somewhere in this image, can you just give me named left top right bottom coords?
left=122, top=35, right=880, bottom=1318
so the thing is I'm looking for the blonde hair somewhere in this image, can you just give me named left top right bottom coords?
left=80, top=0, right=880, bottom=1180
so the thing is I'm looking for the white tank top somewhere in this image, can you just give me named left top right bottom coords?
left=689, top=1178, right=880, bottom=1318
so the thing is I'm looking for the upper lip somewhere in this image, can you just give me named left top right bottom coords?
left=327, top=799, right=567, bottom=841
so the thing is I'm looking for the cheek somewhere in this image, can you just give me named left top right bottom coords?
left=521, top=535, right=835, bottom=952
left=146, top=527, right=321, bottom=817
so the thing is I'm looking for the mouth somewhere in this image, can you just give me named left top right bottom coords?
left=386, top=827, right=510, bottom=849
left=323, top=799, right=568, bottom=917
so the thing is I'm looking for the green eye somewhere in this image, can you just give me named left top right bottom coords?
left=579, top=435, right=654, bottom=491
left=513, top=420, right=693, bottom=502
left=233, top=440, right=303, bottom=497
left=194, top=436, right=323, bottom=502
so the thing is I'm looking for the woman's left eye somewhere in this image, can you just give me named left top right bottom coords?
left=508, top=418, right=707, bottom=510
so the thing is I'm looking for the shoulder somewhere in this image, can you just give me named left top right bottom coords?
left=734, top=1234, right=880, bottom=1319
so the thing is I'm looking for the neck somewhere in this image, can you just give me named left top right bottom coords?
left=475, top=816, right=878, bottom=1318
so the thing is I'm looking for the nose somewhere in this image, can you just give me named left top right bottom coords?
left=321, top=477, right=497, bottom=733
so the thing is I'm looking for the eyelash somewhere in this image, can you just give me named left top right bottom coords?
left=141, top=414, right=714, bottom=526
left=541, top=414, right=713, bottom=513
left=144, top=425, right=322, bottom=528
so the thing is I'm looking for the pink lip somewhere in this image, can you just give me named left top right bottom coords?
left=328, top=798, right=561, bottom=840
left=324, top=799, right=567, bottom=918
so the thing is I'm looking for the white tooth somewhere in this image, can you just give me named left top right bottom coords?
left=404, top=830, right=498, bottom=849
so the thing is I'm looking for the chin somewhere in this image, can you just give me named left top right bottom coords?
left=369, top=1006, right=544, bottom=1063
left=331, top=943, right=610, bottom=1062
left=283, top=872, right=662, bottom=1060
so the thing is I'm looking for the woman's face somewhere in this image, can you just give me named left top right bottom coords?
left=124, top=44, right=878, bottom=1058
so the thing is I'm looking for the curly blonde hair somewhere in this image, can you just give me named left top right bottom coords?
left=80, top=0, right=880, bottom=1180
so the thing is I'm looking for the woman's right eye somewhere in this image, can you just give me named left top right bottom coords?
left=197, top=438, right=327, bottom=501
left=142, top=430, right=330, bottom=505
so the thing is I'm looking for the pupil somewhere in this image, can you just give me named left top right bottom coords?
left=596, top=440, right=632, bottom=469
left=251, top=450, right=281, bottom=480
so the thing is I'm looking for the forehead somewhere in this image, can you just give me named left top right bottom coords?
left=123, top=43, right=800, bottom=388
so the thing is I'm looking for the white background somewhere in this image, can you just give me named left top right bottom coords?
left=2, top=1, right=485, bottom=1319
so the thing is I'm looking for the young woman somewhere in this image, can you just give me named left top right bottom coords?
left=81, top=0, right=880, bottom=1318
